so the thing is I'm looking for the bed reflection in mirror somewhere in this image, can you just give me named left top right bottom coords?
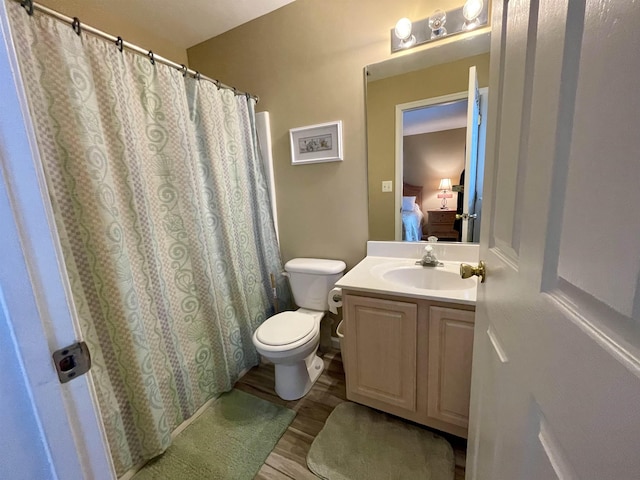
left=401, top=182, right=425, bottom=241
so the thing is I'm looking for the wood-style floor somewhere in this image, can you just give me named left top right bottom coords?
left=235, top=349, right=467, bottom=480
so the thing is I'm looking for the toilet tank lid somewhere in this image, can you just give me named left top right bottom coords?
left=284, top=258, right=346, bottom=274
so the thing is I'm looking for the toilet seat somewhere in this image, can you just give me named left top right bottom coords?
left=256, top=311, right=316, bottom=348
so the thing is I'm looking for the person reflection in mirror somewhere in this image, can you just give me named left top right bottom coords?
left=453, top=169, right=465, bottom=242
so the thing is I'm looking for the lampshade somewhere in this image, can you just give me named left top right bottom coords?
left=438, top=178, right=452, bottom=190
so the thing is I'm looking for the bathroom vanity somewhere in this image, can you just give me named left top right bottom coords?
left=335, top=242, right=479, bottom=438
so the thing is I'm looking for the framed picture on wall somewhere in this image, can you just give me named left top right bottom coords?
left=289, top=120, right=343, bottom=165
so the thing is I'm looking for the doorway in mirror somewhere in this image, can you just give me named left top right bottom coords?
left=396, top=66, right=488, bottom=243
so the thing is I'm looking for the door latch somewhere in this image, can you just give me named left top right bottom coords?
left=52, top=341, right=91, bottom=384
left=455, top=213, right=478, bottom=220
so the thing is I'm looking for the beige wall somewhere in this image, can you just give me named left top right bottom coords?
left=404, top=128, right=466, bottom=212
left=187, top=0, right=467, bottom=269
left=367, top=53, right=490, bottom=240
left=36, top=0, right=188, bottom=64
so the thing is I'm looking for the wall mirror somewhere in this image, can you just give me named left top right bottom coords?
left=365, top=30, right=491, bottom=243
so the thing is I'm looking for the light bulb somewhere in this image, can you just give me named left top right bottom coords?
left=394, top=17, right=416, bottom=48
left=394, top=17, right=413, bottom=41
left=463, top=0, right=484, bottom=22
left=428, top=9, right=447, bottom=38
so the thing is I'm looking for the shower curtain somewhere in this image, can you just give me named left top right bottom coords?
left=7, top=2, right=289, bottom=475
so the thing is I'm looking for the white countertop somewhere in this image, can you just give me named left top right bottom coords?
left=335, top=256, right=477, bottom=305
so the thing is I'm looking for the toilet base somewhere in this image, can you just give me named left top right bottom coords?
left=274, top=354, right=324, bottom=401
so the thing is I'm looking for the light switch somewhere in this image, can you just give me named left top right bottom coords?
left=382, top=181, right=393, bottom=192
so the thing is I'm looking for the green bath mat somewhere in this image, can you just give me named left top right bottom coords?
left=307, top=402, right=454, bottom=480
left=133, top=389, right=294, bottom=480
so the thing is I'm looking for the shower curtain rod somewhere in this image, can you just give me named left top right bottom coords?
left=14, top=0, right=259, bottom=103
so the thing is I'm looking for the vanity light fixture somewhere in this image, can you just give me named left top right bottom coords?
left=390, top=1, right=488, bottom=53
left=438, top=178, right=453, bottom=209
left=394, top=17, right=416, bottom=49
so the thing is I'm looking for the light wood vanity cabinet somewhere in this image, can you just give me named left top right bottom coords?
left=427, top=306, right=475, bottom=432
left=343, top=291, right=475, bottom=438
left=344, top=295, right=418, bottom=412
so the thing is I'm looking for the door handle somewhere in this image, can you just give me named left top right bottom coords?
left=455, top=213, right=478, bottom=220
left=460, top=261, right=486, bottom=283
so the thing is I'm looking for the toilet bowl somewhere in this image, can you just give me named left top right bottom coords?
left=252, top=258, right=345, bottom=401
left=253, top=309, right=325, bottom=400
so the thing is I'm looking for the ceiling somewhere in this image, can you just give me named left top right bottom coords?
left=403, top=100, right=468, bottom=136
left=50, top=0, right=296, bottom=49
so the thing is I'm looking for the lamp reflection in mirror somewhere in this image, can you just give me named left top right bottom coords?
left=438, top=178, right=453, bottom=209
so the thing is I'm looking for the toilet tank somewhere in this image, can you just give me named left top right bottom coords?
left=284, top=258, right=346, bottom=311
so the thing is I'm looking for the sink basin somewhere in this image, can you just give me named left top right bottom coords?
left=376, top=264, right=476, bottom=291
left=334, top=256, right=478, bottom=304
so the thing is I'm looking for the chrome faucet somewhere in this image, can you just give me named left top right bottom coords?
left=416, top=245, right=443, bottom=267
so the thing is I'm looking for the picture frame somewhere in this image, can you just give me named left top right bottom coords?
left=289, top=120, right=343, bottom=165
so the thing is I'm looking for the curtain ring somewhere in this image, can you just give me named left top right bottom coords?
left=233, top=87, right=239, bottom=96
left=115, top=36, right=124, bottom=52
left=255, top=95, right=260, bottom=104
left=194, top=71, right=201, bottom=81
left=20, top=0, right=34, bottom=16
left=180, top=64, right=188, bottom=77
left=147, top=51, right=155, bottom=65
left=213, top=79, right=221, bottom=90
left=72, top=17, right=81, bottom=36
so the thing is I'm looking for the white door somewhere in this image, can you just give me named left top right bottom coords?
left=0, top=5, right=113, bottom=479
left=462, top=66, right=480, bottom=242
left=467, top=1, right=640, bottom=479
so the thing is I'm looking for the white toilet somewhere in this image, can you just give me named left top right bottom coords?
left=252, top=258, right=346, bottom=400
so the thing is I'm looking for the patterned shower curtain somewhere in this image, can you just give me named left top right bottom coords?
left=7, top=2, right=289, bottom=475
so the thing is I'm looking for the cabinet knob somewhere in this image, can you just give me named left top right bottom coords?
left=460, top=261, right=486, bottom=283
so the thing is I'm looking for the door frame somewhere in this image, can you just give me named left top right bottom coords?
left=394, top=88, right=489, bottom=241
left=0, top=3, right=114, bottom=478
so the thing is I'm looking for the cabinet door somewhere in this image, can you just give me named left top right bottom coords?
left=345, top=295, right=418, bottom=412
left=427, top=306, right=475, bottom=430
